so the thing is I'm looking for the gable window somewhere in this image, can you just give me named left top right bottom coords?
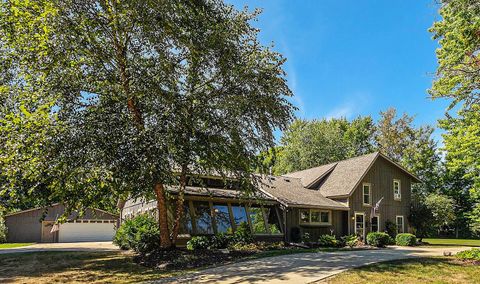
left=393, top=179, right=401, bottom=200
left=299, top=209, right=331, bottom=225
left=396, top=215, right=404, bottom=234
left=363, top=183, right=371, bottom=206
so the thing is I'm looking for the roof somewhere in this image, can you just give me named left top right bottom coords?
left=4, top=203, right=118, bottom=218
left=256, top=175, right=349, bottom=210
left=283, top=162, right=337, bottom=187
left=284, top=152, right=421, bottom=198
left=166, top=185, right=274, bottom=201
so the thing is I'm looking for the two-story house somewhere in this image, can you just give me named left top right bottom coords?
left=121, top=151, right=420, bottom=244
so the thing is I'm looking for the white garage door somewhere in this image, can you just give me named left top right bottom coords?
left=59, top=222, right=115, bottom=242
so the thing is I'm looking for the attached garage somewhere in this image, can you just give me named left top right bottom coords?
left=5, top=204, right=118, bottom=243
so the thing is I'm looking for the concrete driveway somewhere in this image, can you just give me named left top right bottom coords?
left=0, top=242, right=119, bottom=254
left=154, top=246, right=471, bottom=284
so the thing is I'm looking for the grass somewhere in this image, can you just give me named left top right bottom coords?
left=323, top=257, right=480, bottom=284
left=0, top=243, right=34, bottom=249
left=0, top=251, right=187, bottom=283
left=423, top=238, right=480, bottom=247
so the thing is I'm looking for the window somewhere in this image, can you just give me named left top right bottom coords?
left=213, top=204, right=233, bottom=234
left=371, top=216, right=379, bottom=232
left=230, top=204, right=248, bottom=229
left=396, top=216, right=404, bottom=234
left=355, top=213, right=365, bottom=239
left=393, top=179, right=401, bottom=200
left=179, top=203, right=193, bottom=234
left=265, top=206, right=282, bottom=234
left=248, top=206, right=268, bottom=234
left=299, top=209, right=331, bottom=225
left=192, top=201, right=213, bottom=234
left=363, top=183, right=371, bottom=205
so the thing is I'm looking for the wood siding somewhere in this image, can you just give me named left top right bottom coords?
left=5, top=204, right=118, bottom=243
left=285, top=208, right=347, bottom=241
left=345, top=156, right=413, bottom=237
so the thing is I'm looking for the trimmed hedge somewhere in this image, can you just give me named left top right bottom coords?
left=187, top=222, right=254, bottom=250
left=395, top=233, right=417, bottom=246
left=366, top=232, right=392, bottom=247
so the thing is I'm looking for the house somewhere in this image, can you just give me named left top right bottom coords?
left=121, top=152, right=420, bottom=244
left=5, top=203, right=118, bottom=243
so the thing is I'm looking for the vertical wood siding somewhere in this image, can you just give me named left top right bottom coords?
left=347, top=156, right=413, bottom=236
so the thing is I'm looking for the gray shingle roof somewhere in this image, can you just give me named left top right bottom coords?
left=283, top=162, right=337, bottom=187
left=283, top=152, right=421, bottom=198
left=256, top=175, right=349, bottom=210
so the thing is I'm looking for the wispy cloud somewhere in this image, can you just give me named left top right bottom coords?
left=325, top=92, right=372, bottom=120
left=280, top=40, right=305, bottom=117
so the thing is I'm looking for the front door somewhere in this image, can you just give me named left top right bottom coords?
left=354, top=213, right=365, bottom=240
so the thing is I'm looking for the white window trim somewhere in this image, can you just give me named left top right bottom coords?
left=371, top=215, right=380, bottom=232
left=299, top=209, right=332, bottom=226
left=354, top=212, right=365, bottom=239
left=396, top=215, right=404, bottom=234
left=362, top=183, right=372, bottom=206
left=393, top=179, right=401, bottom=201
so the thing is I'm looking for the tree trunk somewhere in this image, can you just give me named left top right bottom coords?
left=171, top=165, right=188, bottom=245
left=154, top=183, right=172, bottom=248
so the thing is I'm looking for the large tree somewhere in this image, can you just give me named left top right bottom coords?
left=0, top=0, right=294, bottom=248
left=273, top=116, right=375, bottom=174
left=430, top=0, right=480, bottom=234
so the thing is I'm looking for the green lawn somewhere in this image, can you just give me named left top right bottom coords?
left=0, top=243, right=34, bottom=249
left=423, top=238, right=480, bottom=247
left=324, top=257, right=480, bottom=284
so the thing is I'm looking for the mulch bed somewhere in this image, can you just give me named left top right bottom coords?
left=135, top=249, right=256, bottom=270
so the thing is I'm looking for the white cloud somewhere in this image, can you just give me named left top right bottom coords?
left=325, top=92, right=372, bottom=120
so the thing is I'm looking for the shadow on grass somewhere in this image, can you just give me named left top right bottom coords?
left=0, top=251, right=178, bottom=283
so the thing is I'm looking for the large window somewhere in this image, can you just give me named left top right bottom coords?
left=299, top=209, right=331, bottom=225
left=230, top=204, right=249, bottom=228
left=179, top=204, right=193, bottom=234
left=249, top=206, right=268, bottom=234
left=193, top=201, right=213, bottom=234
left=363, top=183, right=371, bottom=205
left=265, top=206, right=282, bottom=234
left=213, top=204, right=233, bottom=233
left=396, top=215, right=404, bottom=234
left=393, top=179, right=401, bottom=200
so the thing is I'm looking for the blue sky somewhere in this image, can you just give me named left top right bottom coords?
left=228, top=0, right=449, bottom=143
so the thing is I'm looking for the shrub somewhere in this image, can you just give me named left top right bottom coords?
left=186, top=236, right=212, bottom=250
left=302, top=232, right=311, bottom=243
left=113, top=214, right=160, bottom=254
left=341, top=235, right=358, bottom=248
left=233, top=222, right=253, bottom=244
left=385, top=220, right=397, bottom=238
left=317, top=234, right=338, bottom=247
left=395, top=233, right=417, bottom=246
left=366, top=232, right=392, bottom=247
left=229, top=241, right=285, bottom=251
left=210, top=233, right=232, bottom=249
left=456, top=248, right=480, bottom=261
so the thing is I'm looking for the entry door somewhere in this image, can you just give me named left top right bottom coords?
left=355, top=213, right=365, bottom=240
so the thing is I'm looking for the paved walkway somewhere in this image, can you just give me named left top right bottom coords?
left=0, top=241, right=119, bottom=254
left=153, top=246, right=471, bottom=284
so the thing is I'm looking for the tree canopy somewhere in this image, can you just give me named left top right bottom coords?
left=0, top=0, right=294, bottom=247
